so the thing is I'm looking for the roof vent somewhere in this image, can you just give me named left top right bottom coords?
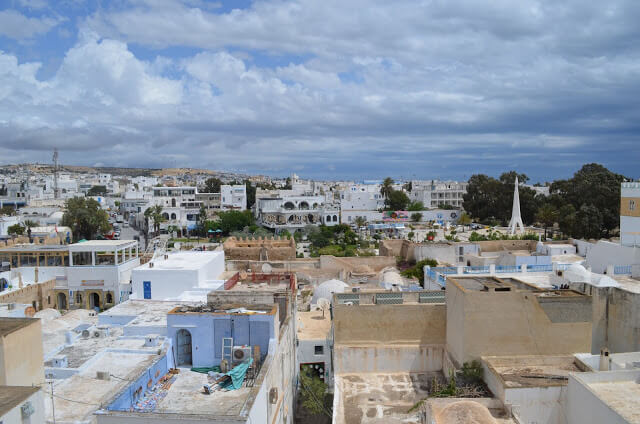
left=96, top=371, right=111, bottom=381
left=149, top=262, right=154, bottom=268
left=81, top=329, right=90, bottom=339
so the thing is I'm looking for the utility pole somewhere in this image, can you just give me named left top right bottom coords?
left=49, top=380, right=56, bottom=424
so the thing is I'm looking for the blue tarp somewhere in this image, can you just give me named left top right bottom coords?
left=219, top=359, right=253, bottom=391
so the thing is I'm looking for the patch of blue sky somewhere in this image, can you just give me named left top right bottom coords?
left=338, top=71, right=364, bottom=84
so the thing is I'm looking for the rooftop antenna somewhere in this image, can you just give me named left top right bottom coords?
left=508, top=175, right=525, bottom=235
left=53, top=148, right=59, bottom=199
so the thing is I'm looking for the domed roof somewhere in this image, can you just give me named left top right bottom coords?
left=564, top=264, right=591, bottom=282
left=312, top=279, right=349, bottom=304
left=436, top=400, right=497, bottom=424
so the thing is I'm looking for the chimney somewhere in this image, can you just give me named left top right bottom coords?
left=599, top=348, right=611, bottom=371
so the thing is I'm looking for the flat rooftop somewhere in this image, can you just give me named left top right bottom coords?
left=297, top=309, right=331, bottom=340
left=0, top=385, right=40, bottom=417
left=611, top=275, right=640, bottom=294
left=46, top=351, right=160, bottom=423
left=141, top=251, right=223, bottom=271
left=169, top=303, right=276, bottom=315
left=572, top=370, right=640, bottom=423
left=99, top=300, right=200, bottom=327
left=68, top=239, right=137, bottom=251
left=334, top=373, right=513, bottom=424
left=0, top=317, right=37, bottom=337
left=0, top=244, right=68, bottom=253
left=483, top=355, right=581, bottom=388
left=38, top=309, right=98, bottom=357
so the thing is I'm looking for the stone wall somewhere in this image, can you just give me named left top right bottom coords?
left=223, top=236, right=296, bottom=261
left=0, top=279, right=55, bottom=311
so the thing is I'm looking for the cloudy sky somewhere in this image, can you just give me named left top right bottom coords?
left=0, top=0, right=639, bottom=181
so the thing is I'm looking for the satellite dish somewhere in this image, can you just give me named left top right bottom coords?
left=261, top=263, right=272, bottom=273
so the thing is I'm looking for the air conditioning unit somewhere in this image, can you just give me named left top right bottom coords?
left=96, top=371, right=111, bottom=381
left=232, top=346, right=252, bottom=364
left=93, top=328, right=109, bottom=338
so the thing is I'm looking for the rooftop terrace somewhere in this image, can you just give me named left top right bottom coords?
left=483, top=355, right=582, bottom=388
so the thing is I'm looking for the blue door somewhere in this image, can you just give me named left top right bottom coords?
left=143, top=281, right=151, bottom=299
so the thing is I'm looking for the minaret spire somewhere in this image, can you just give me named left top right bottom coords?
left=508, top=176, right=525, bottom=235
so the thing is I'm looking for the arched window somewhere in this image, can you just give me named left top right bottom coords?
left=171, top=198, right=176, bottom=207
left=299, top=201, right=309, bottom=210
left=162, top=213, right=169, bottom=220
left=333, top=215, right=338, bottom=222
left=284, top=202, right=295, bottom=210
left=170, top=213, right=177, bottom=220
left=106, top=292, right=113, bottom=304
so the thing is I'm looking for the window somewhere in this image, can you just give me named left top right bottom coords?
left=314, top=345, right=324, bottom=355
left=76, top=292, right=83, bottom=304
left=631, top=200, right=636, bottom=211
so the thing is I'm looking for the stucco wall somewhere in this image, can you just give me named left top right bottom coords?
left=589, top=285, right=640, bottom=354
left=585, top=240, right=640, bottom=274
left=333, top=345, right=444, bottom=374
left=0, top=319, right=44, bottom=386
left=567, top=371, right=638, bottom=424
left=0, top=389, right=45, bottom=424
left=446, top=282, right=592, bottom=365
left=333, top=303, right=446, bottom=345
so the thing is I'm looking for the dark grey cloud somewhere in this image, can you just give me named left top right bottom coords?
left=0, top=0, right=638, bottom=181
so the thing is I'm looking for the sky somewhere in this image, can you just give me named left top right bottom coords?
left=0, top=0, right=639, bottom=182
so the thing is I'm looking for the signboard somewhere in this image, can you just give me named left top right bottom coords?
left=81, top=280, right=105, bottom=286
left=382, top=211, right=409, bottom=222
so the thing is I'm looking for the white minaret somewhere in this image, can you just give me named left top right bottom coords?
left=508, top=176, right=525, bottom=235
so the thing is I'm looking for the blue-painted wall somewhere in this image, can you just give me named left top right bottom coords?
left=167, top=313, right=275, bottom=368
left=107, top=353, right=170, bottom=411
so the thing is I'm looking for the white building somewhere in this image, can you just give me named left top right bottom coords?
left=255, top=192, right=339, bottom=231
left=0, top=240, right=140, bottom=310
left=0, top=215, right=21, bottom=237
left=220, top=184, right=247, bottom=210
left=131, top=251, right=226, bottom=301
left=0, top=386, right=45, bottom=424
left=621, top=182, right=640, bottom=247
left=410, top=180, right=468, bottom=209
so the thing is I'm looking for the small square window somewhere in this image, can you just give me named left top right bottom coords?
left=314, top=345, right=324, bottom=355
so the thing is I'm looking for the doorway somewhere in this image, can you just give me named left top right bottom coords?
left=90, top=292, right=100, bottom=309
left=176, top=329, right=193, bottom=366
left=57, top=292, right=67, bottom=310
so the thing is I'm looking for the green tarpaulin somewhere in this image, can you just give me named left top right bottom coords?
left=220, top=359, right=253, bottom=391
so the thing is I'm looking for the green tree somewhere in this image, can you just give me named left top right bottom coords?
left=387, top=190, right=410, bottom=210
left=23, top=219, right=38, bottom=228
left=536, top=204, right=557, bottom=240
left=7, top=223, right=24, bottom=236
left=196, top=205, right=208, bottom=236
left=212, top=210, right=255, bottom=235
left=144, top=205, right=165, bottom=236
left=354, top=216, right=367, bottom=228
left=557, top=204, right=577, bottom=238
left=403, top=181, right=413, bottom=192
left=203, top=177, right=222, bottom=193
left=0, top=205, right=16, bottom=216
left=411, top=212, right=422, bottom=222
left=408, top=201, right=424, bottom=211
left=380, top=177, right=394, bottom=200
left=299, top=367, right=330, bottom=417
left=87, top=185, right=107, bottom=196
left=458, top=212, right=472, bottom=231
left=550, top=163, right=626, bottom=238
left=62, top=197, right=110, bottom=241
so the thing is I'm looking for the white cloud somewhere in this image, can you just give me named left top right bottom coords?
left=0, top=9, right=61, bottom=39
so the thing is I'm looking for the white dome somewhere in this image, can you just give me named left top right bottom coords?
left=381, top=269, right=405, bottom=286
left=593, top=275, right=621, bottom=288
left=312, top=279, right=349, bottom=304
left=564, top=264, right=591, bottom=282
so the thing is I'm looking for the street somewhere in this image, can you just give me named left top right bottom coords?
left=118, top=224, right=146, bottom=251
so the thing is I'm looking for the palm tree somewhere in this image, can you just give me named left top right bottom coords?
left=144, top=205, right=165, bottom=236
left=354, top=216, right=367, bottom=229
left=380, top=177, right=394, bottom=204
left=536, top=204, right=557, bottom=240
